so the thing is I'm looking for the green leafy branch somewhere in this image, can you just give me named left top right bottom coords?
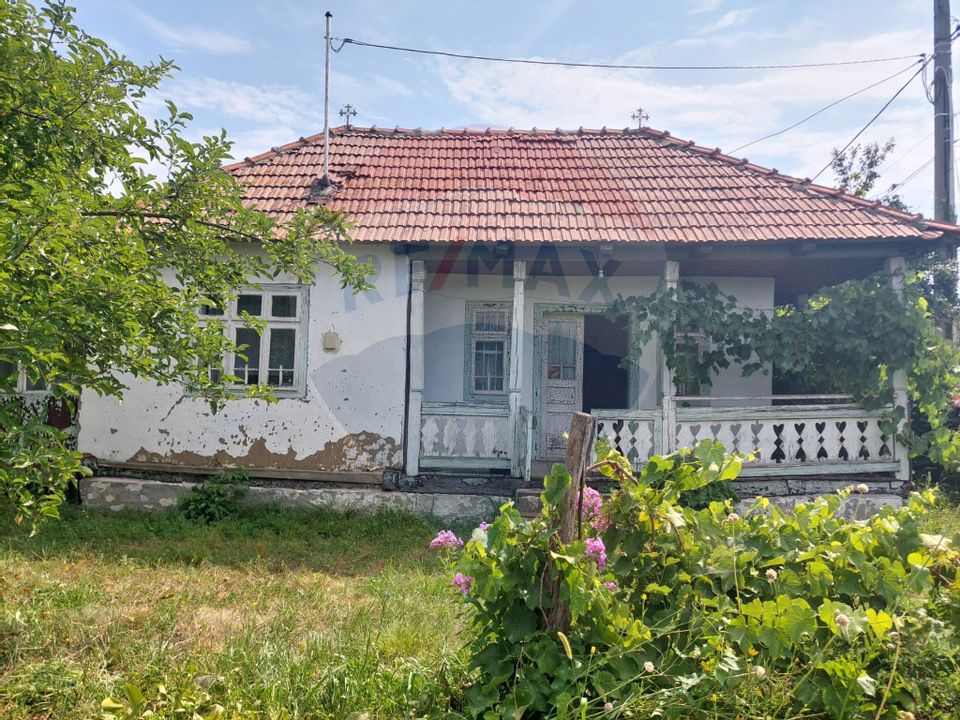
left=611, top=272, right=960, bottom=470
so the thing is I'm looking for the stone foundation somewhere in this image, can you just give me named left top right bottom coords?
left=80, top=477, right=508, bottom=521
left=80, top=474, right=905, bottom=523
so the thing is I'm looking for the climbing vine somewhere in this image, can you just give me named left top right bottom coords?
left=611, top=270, right=960, bottom=470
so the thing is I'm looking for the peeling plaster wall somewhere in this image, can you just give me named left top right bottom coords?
left=77, top=246, right=409, bottom=473
left=423, top=271, right=774, bottom=409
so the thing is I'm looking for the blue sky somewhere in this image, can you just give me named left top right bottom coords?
left=74, top=0, right=948, bottom=214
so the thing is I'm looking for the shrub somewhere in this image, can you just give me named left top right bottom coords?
left=436, top=440, right=960, bottom=719
left=178, top=468, right=250, bottom=524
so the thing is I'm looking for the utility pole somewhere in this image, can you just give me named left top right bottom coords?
left=322, top=11, right=332, bottom=186
left=933, top=0, right=955, bottom=221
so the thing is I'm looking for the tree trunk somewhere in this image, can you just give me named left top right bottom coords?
left=545, top=412, right=597, bottom=632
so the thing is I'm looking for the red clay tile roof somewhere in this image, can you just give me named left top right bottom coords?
left=223, top=125, right=959, bottom=244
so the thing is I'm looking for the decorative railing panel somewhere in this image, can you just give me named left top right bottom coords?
left=420, top=402, right=510, bottom=466
left=675, top=404, right=898, bottom=474
left=416, top=400, right=902, bottom=479
left=594, top=410, right=660, bottom=469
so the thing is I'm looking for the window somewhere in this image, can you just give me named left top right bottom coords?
left=199, top=286, right=307, bottom=395
left=465, top=303, right=511, bottom=401
left=547, top=320, right=579, bottom=380
left=0, top=360, right=48, bottom=393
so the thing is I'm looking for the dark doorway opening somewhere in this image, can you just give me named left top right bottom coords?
left=582, top=314, right=629, bottom=412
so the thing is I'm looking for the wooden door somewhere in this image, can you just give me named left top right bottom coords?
left=539, top=314, right=584, bottom=459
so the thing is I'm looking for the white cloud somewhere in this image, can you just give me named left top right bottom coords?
left=697, top=8, right=755, bottom=35
left=435, top=27, right=942, bottom=213
left=690, top=0, right=724, bottom=13
left=134, top=10, right=254, bottom=55
left=221, top=126, right=304, bottom=163
left=160, top=78, right=323, bottom=129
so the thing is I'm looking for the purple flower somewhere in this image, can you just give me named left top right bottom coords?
left=452, top=572, right=473, bottom=595
left=581, top=487, right=609, bottom=532
left=585, top=537, right=607, bottom=572
left=478, top=522, right=490, bottom=531
left=429, top=530, right=463, bottom=549
left=605, top=581, right=618, bottom=592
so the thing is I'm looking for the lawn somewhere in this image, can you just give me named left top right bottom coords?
left=1, top=498, right=958, bottom=719
left=0, top=505, right=469, bottom=719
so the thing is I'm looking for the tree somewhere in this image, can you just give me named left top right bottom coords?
left=831, top=140, right=960, bottom=335
left=830, top=139, right=897, bottom=199
left=0, top=0, right=373, bottom=524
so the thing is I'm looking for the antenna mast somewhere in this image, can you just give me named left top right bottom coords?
left=322, top=11, right=332, bottom=186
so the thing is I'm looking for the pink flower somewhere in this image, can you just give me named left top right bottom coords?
left=452, top=572, right=473, bottom=595
left=429, top=530, right=463, bottom=549
left=581, top=487, right=609, bottom=532
left=585, top=537, right=607, bottom=572
left=605, top=581, right=618, bottom=592
left=478, top=522, right=490, bottom=531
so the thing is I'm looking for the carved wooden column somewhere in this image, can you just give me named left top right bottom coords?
left=660, top=260, right=680, bottom=454
left=508, top=261, right=527, bottom=477
left=885, top=256, right=911, bottom=482
left=405, top=260, right=426, bottom=476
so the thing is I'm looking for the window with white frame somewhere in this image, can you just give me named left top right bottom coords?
left=0, top=361, right=48, bottom=393
left=466, top=303, right=511, bottom=400
left=199, top=286, right=307, bottom=393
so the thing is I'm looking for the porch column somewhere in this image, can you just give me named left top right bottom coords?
left=508, top=261, right=527, bottom=477
left=660, top=260, right=680, bottom=453
left=404, top=260, right=426, bottom=476
left=884, top=256, right=911, bottom=482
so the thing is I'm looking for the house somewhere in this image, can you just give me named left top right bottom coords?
left=77, top=126, right=960, bottom=511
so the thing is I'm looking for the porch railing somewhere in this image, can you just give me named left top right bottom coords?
left=674, top=401, right=900, bottom=477
left=419, top=401, right=511, bottom=470
left=417, top=397, right=903, bottom=480
left=594, top=409, right=662, bottom=468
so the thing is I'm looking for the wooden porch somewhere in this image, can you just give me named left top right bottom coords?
left=403, top=256, right=911, bottom=484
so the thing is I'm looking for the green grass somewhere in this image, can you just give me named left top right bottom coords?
left=1, top=498, right=958, bottom=719
left=0, top=504, right=469, bottom=719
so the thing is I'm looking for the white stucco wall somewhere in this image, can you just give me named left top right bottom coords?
left=691, top=276, right=775, bottom=405
left=423, top=271, right=775, bottom=409
left=76, top=243, right=777, bottom=475
left=77, top=245, right=409, bottom=473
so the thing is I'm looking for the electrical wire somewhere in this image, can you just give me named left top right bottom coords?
left=890, top=155, right=935, bottom=191
left=729, top=61, right=922, bottom=154
left=335, top=37, right=922, bottom=72
left=889, top=134, right=960, bottom=193
left=809, top=58, right=930, bottom=182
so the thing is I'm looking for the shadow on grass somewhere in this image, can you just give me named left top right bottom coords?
left=0, top=502, right=463, bottom=575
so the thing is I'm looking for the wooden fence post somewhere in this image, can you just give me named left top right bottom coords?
left=546, top=411, right=597, bottom=632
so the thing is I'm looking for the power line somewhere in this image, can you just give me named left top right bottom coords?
left=891, top=156, right=935, bottom=191
left=882, top=128, right=935, bottom=172
left=810, top=58, right=930, bottom=182
left=730, top=61, right=922, bottom=154
left=335, top=37, right=922, bottom=72
left=889, top=135, right=960, bottom=193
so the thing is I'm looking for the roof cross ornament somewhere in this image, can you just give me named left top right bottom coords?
left=631, top=106, right=650, bottom=130
left=339, top=104, right=357, bottom=128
